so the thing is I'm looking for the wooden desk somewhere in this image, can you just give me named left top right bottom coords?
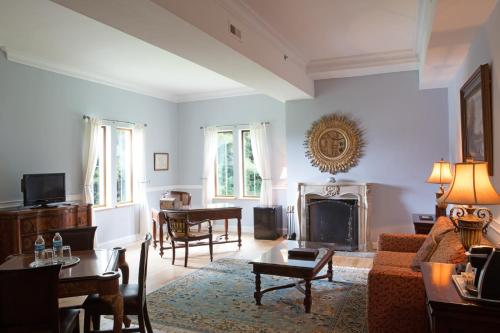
left=0, top=249, right=127, bottom=333
left=421, top=262, right=500, bottom=332
left=159, top=204, right=242, bottom=257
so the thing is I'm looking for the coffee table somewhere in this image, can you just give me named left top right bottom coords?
left=249, top=240, right=335, bottom=313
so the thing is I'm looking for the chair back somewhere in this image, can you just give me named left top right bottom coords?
left=49, top=226, right=97, bottom=251
left=0, top=264, right=62, bottom=333
left=163, top=191, right=191, bottom=206
left=138, top=234, right=152, bottom=307
left=164, top=211, right=190, bottom=239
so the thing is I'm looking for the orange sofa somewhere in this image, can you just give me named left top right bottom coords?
left=367, top=216, right=491, bottom=333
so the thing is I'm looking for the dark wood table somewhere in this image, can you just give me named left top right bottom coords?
left=249, top=240, right=335, bottom=313
left=159, top=203, right=242, bottom=257
left=0, top=249, right=128, bottom=333
left=412, top=213, right=435, bottom=234
left=421, top=262, right=500, bottom=332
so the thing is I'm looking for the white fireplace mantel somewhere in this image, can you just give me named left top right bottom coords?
left=296, top=181, right=371, bottom=251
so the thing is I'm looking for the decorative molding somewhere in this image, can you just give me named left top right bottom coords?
left=175, top=87, right=258, bottom=103
left=415, top=0, right=437, bottom=73
left=217, top=0, right=308, bottom=68
left=307, top=49, right=418, bottom=80
left=3, top=47, right=259, bottom=103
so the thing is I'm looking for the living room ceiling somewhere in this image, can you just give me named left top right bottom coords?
left=241, top=0, right=420, bottom=79
left=0, top=0, right=254, bottom=102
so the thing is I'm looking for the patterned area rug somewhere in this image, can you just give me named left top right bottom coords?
left=146, top=258, right=369, bottom=333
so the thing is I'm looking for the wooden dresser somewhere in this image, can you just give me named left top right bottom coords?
left=0, top=203, right=92, bottom=263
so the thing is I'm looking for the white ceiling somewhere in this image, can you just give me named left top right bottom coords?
left=0, top=0, right=254, bottom=102
left=242, top=0, right=419, bottom=62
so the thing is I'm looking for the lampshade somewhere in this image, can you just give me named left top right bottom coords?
left=440, top=161, right=500, bottom=205
left=426, top=159, right=453, bottom=184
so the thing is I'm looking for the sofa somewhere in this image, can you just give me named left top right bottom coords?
left=367, top=216, right=492, bottom=333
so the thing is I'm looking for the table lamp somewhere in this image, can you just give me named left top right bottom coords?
left=426, top=158, right=453, bottom=217
left=438, top=160, right=500, bottom=250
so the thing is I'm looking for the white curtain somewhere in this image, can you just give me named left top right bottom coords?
left=133, top=125, right=150, bottom=236
left=82, top=117, right=101, bottom=204
left=202, top=126, right=219, bottom=206
left=250, top=123, right=273, bottom=206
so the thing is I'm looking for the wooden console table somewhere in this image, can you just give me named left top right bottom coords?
left=421, top=262, right=500, bottom=332
left=158, top=204, right=242, bottom=257
left=0, top=203, right=92, bottom=263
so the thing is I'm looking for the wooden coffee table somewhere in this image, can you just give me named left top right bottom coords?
left=249, top=240, right=335, bottom=313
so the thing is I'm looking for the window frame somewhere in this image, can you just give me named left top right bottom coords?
left=115, top=127, right=134, bottom=205
left=214, top=130, right=236, bottom=198
left=92, top=125, right=108, bottom=208
left=240, top=129, right=261, bottom=198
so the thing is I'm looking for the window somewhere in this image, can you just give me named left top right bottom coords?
left=116, top=128, right=133, bottom=204
left=241, top=130, right=262, bottom=197
left=92, top=126, right=107, bottom=207
left=215, top=131, right=234, bottom=197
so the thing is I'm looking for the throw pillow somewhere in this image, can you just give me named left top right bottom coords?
left=430, top=230, right=494, bottom=264
left=428, top=216, right=455, bottom=242
left=411, top=234, right=438, bottom=271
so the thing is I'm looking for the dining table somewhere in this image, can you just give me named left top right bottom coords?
left=0, top=248, right=129, bottom=333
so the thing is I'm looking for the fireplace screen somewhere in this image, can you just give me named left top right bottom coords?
left=307, top=198, right=358, bottom=251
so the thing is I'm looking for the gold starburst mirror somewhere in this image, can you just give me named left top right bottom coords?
left=304, top=114, right=365, bottom=174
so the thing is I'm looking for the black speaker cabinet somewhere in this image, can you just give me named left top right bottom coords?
left=254, top=205, right=283, bottom=240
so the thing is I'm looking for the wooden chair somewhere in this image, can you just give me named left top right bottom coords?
left=49, top=226, right=98, bottom=251
left=163, top=211, right=213, bottom=267
left=0, top=264, right=80, bottom=333
left=83, top=234, right=153, bottom=333
left=153, top=191, right=193, bottom=248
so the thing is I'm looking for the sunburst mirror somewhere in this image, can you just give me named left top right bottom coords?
left=304, top=114, right=365, bottom=175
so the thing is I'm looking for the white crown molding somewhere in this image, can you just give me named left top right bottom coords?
left=415, top=0, right=437, bottom=72
left=216, top=0, right=308, bottom=68
left=176, top=87, right=259, bottom=103
left=4, top=47, right=179, bottom=102
left=307, top=49, right=419, bottom=80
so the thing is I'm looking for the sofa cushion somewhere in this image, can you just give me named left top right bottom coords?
left=410, top=216, right=455, bottom=271
left=374, top=251, right=416, bottom=268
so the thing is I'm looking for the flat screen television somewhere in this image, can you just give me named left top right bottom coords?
left=22, top=173, right=66, bottom=207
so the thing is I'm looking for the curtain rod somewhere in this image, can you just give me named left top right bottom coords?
left=199, top=121, right=269, bottom=129
left=83, top=115, right=147, bottom=127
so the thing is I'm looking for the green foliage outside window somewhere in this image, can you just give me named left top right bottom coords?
left=216, top=131, right=234, bottom=196
left=242, top=130, right=261, bottom=197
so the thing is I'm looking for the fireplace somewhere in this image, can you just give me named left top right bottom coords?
left=308, top=198, right=358, bottom=251
left=297, top=182, right=371, bottom=251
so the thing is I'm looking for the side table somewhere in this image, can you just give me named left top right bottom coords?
left=412, top=213, right=435, bottom=234
left=421, top=262, right=500, bottom=332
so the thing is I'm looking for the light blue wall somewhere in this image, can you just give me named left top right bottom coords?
left=177, top=95, right=287, bottom=230
left=0, top=53, right=178, bottom=244
left=286, top=71, right=449, bottom=244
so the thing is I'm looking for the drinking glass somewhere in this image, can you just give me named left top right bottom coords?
left=62, top=245, right=72, bottom=262
left=41, top=249, right=54, bottom=265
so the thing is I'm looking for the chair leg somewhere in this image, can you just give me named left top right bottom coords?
left=171, top=241, right=176, bottom=265
left=83, top=311, right=91, bottom=333
left=184, top=242, right=189, bottom=267
left=72, top=316, right=80, bottom=333
left=144, top=302, right=154, bottom=333
left=138, top=312, right=146, bottom=333
left=209, top=224, right=214, bottom=262
left=91, top=314, right=100, bottom=331
left=152, top=221, right=157, bottom=248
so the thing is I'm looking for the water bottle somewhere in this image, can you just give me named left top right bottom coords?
left=34, top=235, right=45, bottom=265
left=53, top=232, right=63, bottom=262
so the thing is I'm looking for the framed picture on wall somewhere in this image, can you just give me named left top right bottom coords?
left=460, top=64, right=493, bottom=175
left=154, top=153, right=169, bottom=171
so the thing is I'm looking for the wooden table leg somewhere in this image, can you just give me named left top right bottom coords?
left=304, top=279, right=312, bottom=313
left=237, top=217, right=242, bottom=248
left=100, top=294, right=124, bottom=333
left=224, top=219, right=229, bottom=241
left=159, top=220, right=165, bottom=257
left=254, top=272, right=262, bottom=305
left=327, top=257, right=333, bottom=282
left=152, top=220, right=157, bottom=248
left=116, top=248, right=129, bottom=284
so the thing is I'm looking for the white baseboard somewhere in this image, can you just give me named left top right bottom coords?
left=96, top=234, right=141, bottom=249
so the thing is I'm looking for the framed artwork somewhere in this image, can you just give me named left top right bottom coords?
left=154, top=153, right=169, bottom=171
left=460, top=64, right=493, bottom=175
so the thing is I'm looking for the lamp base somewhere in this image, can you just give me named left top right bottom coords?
left=435, top=192, right=447, bottom=218
left=449, top=206, right=493, bottom=250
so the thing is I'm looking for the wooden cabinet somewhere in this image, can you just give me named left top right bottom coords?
left=0, top=203, right=92, bottom=263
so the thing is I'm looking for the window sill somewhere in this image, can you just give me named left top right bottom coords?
left=213, top=196, right=236, bottom=200
left=213, top=196, right=259, bottom=201
left=115, top=202, right=136, bottom=208
left=237, top=197, right=260, bottom=201
left=93, top=202, right=136, bottom=212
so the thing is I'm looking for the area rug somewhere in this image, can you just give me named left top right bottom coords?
left=146, top=258, right=369, bottom=333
